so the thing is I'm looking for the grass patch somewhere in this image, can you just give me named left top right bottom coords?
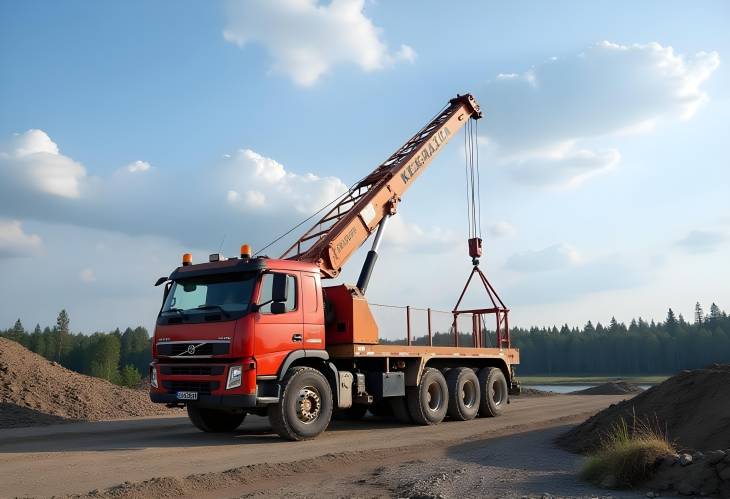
left=581, top=415, right=674, bottom=488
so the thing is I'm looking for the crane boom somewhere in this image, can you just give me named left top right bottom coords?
left=281, top=94, right=482, bottom=278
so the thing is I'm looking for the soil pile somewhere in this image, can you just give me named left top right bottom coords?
left=517, top=387, right=557, bottom=397
left=559, top=364, right=730, bottom=452
left=0, top=338, right=178, bottom=428
left=570, top=381, right=644, bottom=395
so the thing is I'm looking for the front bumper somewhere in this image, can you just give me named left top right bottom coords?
left=150, top=392, right=257, bottom=408
left=149, top=357, right=259, bottom=408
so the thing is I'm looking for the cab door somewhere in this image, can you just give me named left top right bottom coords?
left=301, top=272, right=325, bottom=350
left=253, top=271, right=304, bottom=376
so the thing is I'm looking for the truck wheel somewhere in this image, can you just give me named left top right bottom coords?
left=187, top=406, right=246, bottom=432
left=407, top=368, right=448, bottom=425
left=446, top=367, right=480, bottom=421
left=268, top=366, right=333, bottom=441
left=478, top=367, right=508, bottom=417
left=390, top=396, right=412, bottom=424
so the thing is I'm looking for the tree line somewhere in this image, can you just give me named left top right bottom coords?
left=382, top=302, right=730, bottom=376
left=510, top=302, right=730, bottom=375
left=2, top=302, right=729, bottom=383
left=1, top=310, right=150, bottom=387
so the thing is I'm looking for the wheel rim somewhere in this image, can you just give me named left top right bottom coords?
left=426, top=382, right=442, bottom=411
left=462, top=379, right=477, bottom=408
left=491, top=379, right=506, bottom=406
left=296, top=386, right=321, bottom=424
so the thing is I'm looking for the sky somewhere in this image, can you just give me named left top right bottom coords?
left=1, top=0, right=729, bottom=334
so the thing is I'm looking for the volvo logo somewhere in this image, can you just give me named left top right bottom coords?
left=186, top=344, right=196, bottom=355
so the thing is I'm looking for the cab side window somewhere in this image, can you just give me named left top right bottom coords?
left=258, top=273, right=297, bottom=314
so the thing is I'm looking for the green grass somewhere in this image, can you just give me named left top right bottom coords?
left=581, top=415, right=674, bottom=488
left=519, top=375, right=669, bottom=385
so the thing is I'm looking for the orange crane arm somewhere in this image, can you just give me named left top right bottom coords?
left=281, top=94, right=482, bottom=279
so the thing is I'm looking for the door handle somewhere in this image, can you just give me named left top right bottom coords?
left=292, top=333, right=303, bottom=342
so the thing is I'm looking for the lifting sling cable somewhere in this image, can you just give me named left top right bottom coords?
left=463, top=117, right=483, bottom=264
left=464, top=117, right=481, bottom=240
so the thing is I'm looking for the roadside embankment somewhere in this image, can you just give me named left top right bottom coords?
left=559, top=364, right=730, bottom=496
left=0, top=338, right=179, bottom=428
left=569, top=381, right=644, bottom=395
left=559, top=364, right=730, bottom=453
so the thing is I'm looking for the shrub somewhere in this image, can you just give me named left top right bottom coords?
left=119, top=364, right=142, bottom=388
left=581, top=414, right=674, bottom=488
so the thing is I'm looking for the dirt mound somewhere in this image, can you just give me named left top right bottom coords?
left=517, top=386, right=558, bottom=397
left=0, top=338, right=179, bottom=428
left=558, top=364, right=730, bottom=453
left=570, top=381, right=644, bottom=395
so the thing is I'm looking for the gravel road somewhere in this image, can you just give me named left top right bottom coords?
left=0, top=395, right=631, bottom=498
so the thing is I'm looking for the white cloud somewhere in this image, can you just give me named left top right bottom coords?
left=0, top=219, right=42, bottom=258
left=395, top=44, right=417, bottom=63
left=79, top=267, right=96, bottom=283
left=508, top=147, right=621, bottom=187
left=224, top=149, right=348, bottom=214
left=486, top=221, right=515, bottom=238
left=382, top=216, right=459, bottom=254
left=676, top=229, right=727, bottom=253
left=125, top=160, right=151, bottom=173
left=505, top=243, right=581, bottom=273
left=483, top=41, right=720, bottom=186
left=223, top=0, right=415, bottom=86
left=0, top=129, right=87, bottom=198
left=0, top=131, right=349, bottom=254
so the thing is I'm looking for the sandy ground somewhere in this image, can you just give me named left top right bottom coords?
left=0, top=395, right=631, bottom=498
left=228, top=426, right=643, bottom=499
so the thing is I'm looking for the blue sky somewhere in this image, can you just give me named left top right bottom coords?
left=1, top=0, right=728, bottom=333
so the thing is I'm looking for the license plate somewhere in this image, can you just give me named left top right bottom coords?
left=176, top=391, right=198, bottom=400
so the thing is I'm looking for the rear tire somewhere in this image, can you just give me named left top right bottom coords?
left=407, top=368, right=448, bottom=425
left=478, top=367, right=508, bottom=417
left=187, top=406, right=246, bottom=432
left=446, top=367, right=480, bottom=421
left=268, top=366, right=333, bottom=441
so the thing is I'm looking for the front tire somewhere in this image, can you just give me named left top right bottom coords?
left=268, top=366, right=333, bottom=441
left=407, top=368, right=448, bottom=425
left=187, top=406, right=246, bottom=432
left=478, top=367, right=508, bottom=417
left=446, top=367, right=480, bottom=421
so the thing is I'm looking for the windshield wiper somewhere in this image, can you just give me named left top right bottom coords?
left=161, top=307, right=185, bottom=316
left=196, top=305, right=230, bottom=317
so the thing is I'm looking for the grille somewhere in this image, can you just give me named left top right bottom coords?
left=163, top=381, right=220, bottom=394
left=156, top=342, right=230, bottom=357
left=159, top=365, right=225, bottom=376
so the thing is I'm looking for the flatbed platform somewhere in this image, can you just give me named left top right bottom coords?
left=327, top=343, right=519, bottom=364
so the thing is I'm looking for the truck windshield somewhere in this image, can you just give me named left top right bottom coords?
left=161, top=273, right=256, bottom=318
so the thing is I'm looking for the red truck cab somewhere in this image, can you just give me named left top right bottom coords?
left=150, top=254, right=327, bottom=413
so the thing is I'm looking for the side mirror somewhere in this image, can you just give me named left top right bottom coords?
left=271, top=273, right=288, bottom=303
left=270, top=302, right=287, bottom=315
left=154, top=276, right=168, bottom=287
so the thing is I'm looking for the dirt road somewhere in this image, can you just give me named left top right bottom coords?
left=0, top=395, right=628, bottom=498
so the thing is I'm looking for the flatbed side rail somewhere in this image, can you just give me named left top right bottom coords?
left=369, top=303, right=509, bottom=349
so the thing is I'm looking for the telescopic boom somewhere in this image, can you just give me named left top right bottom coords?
left=281, top=94, right=482, bottom=279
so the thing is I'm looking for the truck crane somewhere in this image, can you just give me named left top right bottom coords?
left=149, top=94, right=520, bottom=440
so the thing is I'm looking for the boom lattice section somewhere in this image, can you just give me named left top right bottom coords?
left=281, top=94, right=482, bottom=278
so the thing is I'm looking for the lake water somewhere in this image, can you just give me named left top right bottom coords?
left=528, top=384, right=654, bottom=394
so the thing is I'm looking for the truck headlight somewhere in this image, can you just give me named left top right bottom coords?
left=150, top=366, right=158, bottom=388
left=226, top=365, right=242, bottom=389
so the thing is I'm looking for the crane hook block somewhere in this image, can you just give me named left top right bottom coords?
left=468, top=237, right=483, bottom=264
